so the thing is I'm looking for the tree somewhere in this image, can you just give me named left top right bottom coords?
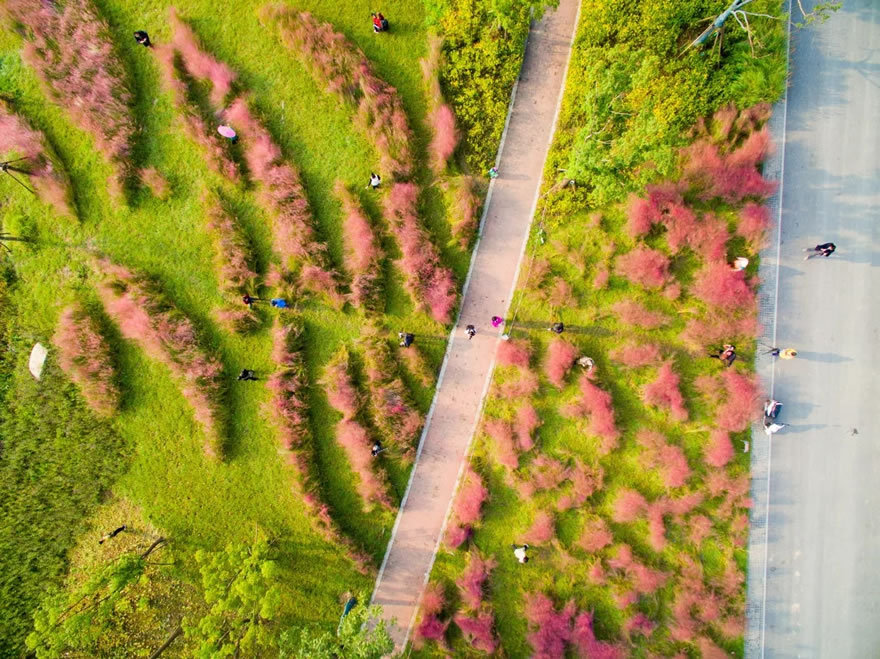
left=183, top=538, right=284, bottom=658
left=280, top=599, right=396, bottom=659
left=793, top=0, right=841, bottom=27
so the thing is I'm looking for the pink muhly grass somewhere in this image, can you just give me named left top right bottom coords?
left=646, top=504, right=667, bottom=551
left=689, top=515, right=713, bottom=545
left=496, top=339, right=531, bottom=369
left=664, top=282, right=682, bottom=300
left=738, top=201, right=771, bottom=249
left=611, top=300, right=669, bottom=329
left=138, top=167, right=170, bottom=199
left=588, top=561, right=607, bottom=584
left=682, top=128, right=777, bottom=203
left=53, top=303, right=120, bottom=417
left=415, top=582, right=448, bottom=648
left=225, top=98, right=341, bottom=302
left=168, top=8, right=236, bottom=107
left=558, top=461, right=603, bottom=511
left=383, top=183, right=457, bottom=323
left=497, top=368, right=540, bottom=400
left=613, top=489, right=648, bottom=523
left=615, top=246, right=670, bottom=288
left=268, top=319, right=310, bottom=452
left=686, top=213, right=730, bottom=263
left=544, top=337, right=578, bottom=388
left=610, top=342, right=662, bottom=368
left=720, top=615, right=745, bottom=639
left=523, top=510, right=556, bottom=544
left=205, top=199, right=259, bottom=330
left=267, top=8, right=414, bottom=177
left=547, top=277, right=575, bottom=309
left=642, top=362, right=688, bottom=422
left=593, top=266, right=610, bottom=290
left=214, top=307, right=259, bottom=333
left=445, top=175, right=480, bottom=249
left=484, top=418, right=519, bottom=469
left=397, top=343, right=435, bottom=388
left=360, top=330, right=423, bottom=452
left=334, top=180, right=384, bottom=309
left=607, top=544, right=634, bottom=571
left=705, top=429, right=735, bottom=467
left=96, top=260, right=226, bottom=458
left=456, top=553, right=496, bottom=610
left=453, top=611, right=497, bottom=654
left=421, top=35, right=458, bottom=173
left=625, top=182, right=685, bottom=238
left=681, top=310, right=759, bottom=351
left=514, top=402, right=541, bottom=451
left=530, top=455, right=568, bottom=492
left=571, top=611, right=625, bottom=659
left=625, top=612, right=657, bottom=637
left=524, top=593, right=575, bottom=659
left=577, top=518, right=613, bottom=552
left=322, top=348, right=360, bottom=420
left=661, top=201, right=698, bottom=251
left=453, top=468, right=488, bottom=526
left=578, top=375, right=620, bottom=452
left=637, top=430, right=691, bottom=488
left=698, top=637, right=729, bottom=659
left=0, top=101, right=72, bottom=216
left=718, top=369, right=762, bottom=432
left=691, top=261, right=756, bottom=310
left=444, top=523, right=472, bottom=549
left=614, top=589, right=637, bottom=610
left=665, top=492, right=704, bottom=518
left=8, top=0, right=134, bottom=182
left=336, top=419, right=393, bottom=509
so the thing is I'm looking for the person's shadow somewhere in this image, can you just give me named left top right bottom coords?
left=792, top=351, right=853, bottom=364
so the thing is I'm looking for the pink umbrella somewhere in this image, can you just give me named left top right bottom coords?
left=217, top=125, right=236, bottom=139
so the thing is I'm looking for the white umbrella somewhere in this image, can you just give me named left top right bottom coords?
left=29, top=342, right=47, bottom=379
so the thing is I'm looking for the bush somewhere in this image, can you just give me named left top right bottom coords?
left=453, top=468, right=488, bottom=526
left=609, top=341, right=661, bottom=368
left=0, top=100, right=72, bottom=216
left=612, top=488, right=647, bottom=523
left=52, top=303, right=119, bottom=417
left=523, top=510, right=555, bottom=544
left=453, top=611, right=498, bottom=654
left=577, top=375, right=619, bottom=452
left=456, top=553, right=496, bottom=610
left=383, top=183, right=457, bottom=323
left=544, top=337, right=578, bottom=388
left=704, top=429, right=734, bottom=468
left=615, top=246, right=670, bottom=288
left=641, top=362, right=688, bottom=422
left=225, top=98, right=342, bottom=306
left=334, top=181, right=384, bottom=309
left=738, top=201, right=771, bottom=249
left=611, top=300, right=668, bottom=329
left=717, top=369, right=761, bottom=432
left=514, top=402, right=541, bottom=451
left=421, top=34, right=459, bottom=173
left=524, top=592, right=575, bottom=659
left=266, top=8, right=414, bottom=178
left=690, top=262, right=756, bottom=311
left=577, top=518, right=612, bottom=553
left=96, top=260, right=226, bottom=458
left=484, top=418, right=518, bottom=469
left=415, top=583, right=448, bottom=648
left=8, top=0, right=134, bottom=185
left=496, top=339, right=531, bottom=369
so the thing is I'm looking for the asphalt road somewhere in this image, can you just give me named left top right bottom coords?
left=747, top=1, right=880, bottom=657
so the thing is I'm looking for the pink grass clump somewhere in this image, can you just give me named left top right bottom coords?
left=168, top=8, right=236, bottom=107
left=646, top=503, right=668, bottom=551
left=484, top=418, right=519, bottom=469
left=397, top=343, right=435, bottom=388
left=523, top=510, right=556, bottom=544
left=0, top=100, right=72, bottom=216
left=453, top=611, right=498, bottom=655
left=558, top=460, right=603, bottom=511
left=515, top=402, right=541, bottom=451
left=138, top=167, right=170, bottom=200
left=96, top=260, right=225, bottom=458
left=615, top=246, right=670, bottom=289
left=267, top=318, right=311, bottom=453
left=225, top=98, right=342, bottom=305
left=360, top=330, right=423, bottom=458
left=53, top=303, right=119, bottom=417
left=321, top=347, right=360, bottom=419
left=571, top=611, right=625, bottom=659
left=421, top=35, right=459, bottom=173
left=610, top=342, right=662, bottom=368
left=637, top=430, right=691, bottom=489
left=624, top=182, right=684, bottom=238
left=453, top=468, right=489, bottom=526
left=738, top=201, right=771, bottom=249
left=577, top=518, right=613, bottom=553
left=612, top=488, right=648, bottom=523
left=497, top=368, right=540, bottom=400
left=717, top=369, right=762, bottom=432
left=576, top=375, right=620, bottom=452
left=544, top=337, right=578, bottom=388
left=641, top=362, right=688, bottom=422
left=691, top=262, right=756, bottom=311
left=414, top=583, right=448, bottom=648
left=456, top=553, right=496, bottom=610
left=625, top=612, right=657, bottom=638
left=336, top=419, right=393, bottom=509
left=445, top=175, right=481, bottom=249
left=496, top=339, right=531, bottom=369
left=525, top=593, right=575, bottom=659
left=612, top=300, right=669, bottom=329
left=267, top=8, right=414, bottom=178
left=704, top=429, right=735, bottom=468
left=9, top=0, right=134, bottom=185
left=383, top=183, right=457, bottom=323
left=334, top=180, right=384, bottom=309
left=687, top=212, right=730, bottom=263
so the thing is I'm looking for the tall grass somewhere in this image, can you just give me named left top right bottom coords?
left=265, top=6, right=415, bottom=179
left=95, top=260, right=226, bottom=458
left=0, top=100, right=72, bottom=216
left=334, top=181, right=384, bottom=310
left=6, top=0, right=135, bottom=188
left=52, top=303, right=120, bottom=417
left=420, top=34, right=459, bottom=174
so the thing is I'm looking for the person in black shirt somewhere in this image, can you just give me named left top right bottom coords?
left=134, top=31, right=152, bottom=47
left=804, top=242, right=836, bottom=260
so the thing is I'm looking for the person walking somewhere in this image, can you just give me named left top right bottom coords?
left=803, top=242, right=836, bottom=260
left=237, top=369, right=258, bottom=381
left=764, top=419, right=786, bottom=435
left=548, top=322, right=564, bottom=334
left=242, top=294, right=262, bottom=307
left=488, top=166, right=499, bottom=179
left=491, top=316, right=504, bottom=328
left=99, top=525, right=126, bottom=544
left=368, top=172, right=381, bottom=190
left=779, top=348, right=797, bottom=360
left=371, top=441, right=385, bottom=457
left=512, top=544, right=529, bottom=563
left=398, top=331, right=414, bottom=347
left=133, top=30, right=152, bottom=47
left=465, top=324, right=476, bottom=340
left=270, top=298, right=288, bottom=308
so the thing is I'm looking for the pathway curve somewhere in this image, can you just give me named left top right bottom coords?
left=746, top=1, right=880, bottom=656
left=370, top=0, right=580, bottom=648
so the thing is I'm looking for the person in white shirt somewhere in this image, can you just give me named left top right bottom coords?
left=512, top=544, right=529, bottom=563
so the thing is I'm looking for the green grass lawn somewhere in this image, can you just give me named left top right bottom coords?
left=0, top=0, right=508, bottom=654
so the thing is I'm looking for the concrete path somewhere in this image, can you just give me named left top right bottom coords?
left=370, top=0, right=580, bottom=648
left=746, top=1, right=880, bottom=657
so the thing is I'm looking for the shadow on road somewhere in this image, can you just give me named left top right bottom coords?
left=794, top=350, right=853, bottom=364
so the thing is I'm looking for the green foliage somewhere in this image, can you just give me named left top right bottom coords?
left=793, top=0, right=842, bottom=27
left=183, top=538, right=284, bottom=658
left=558, top=0, right=786, bottom=206
left=281, top=599, right=396, bottom=659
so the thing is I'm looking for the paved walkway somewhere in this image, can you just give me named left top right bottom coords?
left=370, top=0, right=580, bottom=649
left=746, top=1, right=880, bottom=657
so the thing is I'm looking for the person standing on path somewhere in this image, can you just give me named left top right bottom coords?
left=491, top=316, right=504, bottom=328
left=512, top=544, right=529, bottom=563
left=465, top=325, right=476, bottom=340
left=804, top=242, right=836, bottom=260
